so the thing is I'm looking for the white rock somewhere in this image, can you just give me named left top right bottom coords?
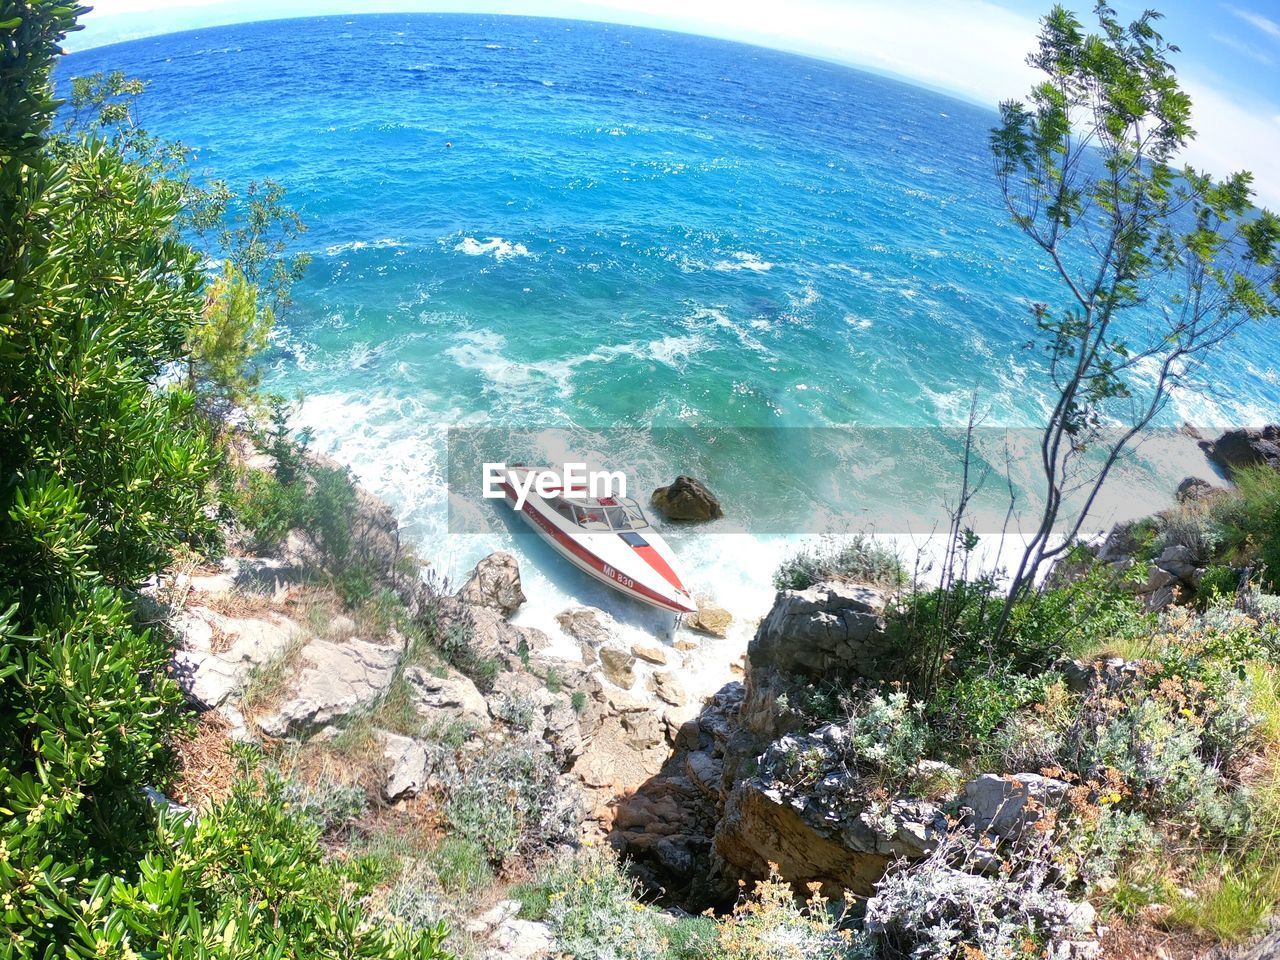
left=258, top=638, right=400, bottom=738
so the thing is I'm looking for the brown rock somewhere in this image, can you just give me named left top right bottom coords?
left=650, top=475, right=723, bottom=522
left=599, top=646, right=637, bottom=689
left=631, top=643, right=669, bottom=665
left=456, top=552, right=525, bottom=617
left=648, top=671, right=686, bottom=707
left=688, top=604, right=732, bottom=637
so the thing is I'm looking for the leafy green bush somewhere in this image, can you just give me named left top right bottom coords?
left=773, top=535, right=905, bottom=592
left=234, top=466, right=310, bottom=550
left=65, top=767, right=449, bottom=959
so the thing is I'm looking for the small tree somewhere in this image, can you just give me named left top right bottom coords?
left=991, top=3, right=1280, bottom=626
left=187, top=261, right=274, bottom=418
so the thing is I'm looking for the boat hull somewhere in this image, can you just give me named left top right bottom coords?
left=498, top=475, right=696, bottom=615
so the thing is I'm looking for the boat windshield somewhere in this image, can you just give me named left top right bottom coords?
left=547, top=495, right=649, bottom=531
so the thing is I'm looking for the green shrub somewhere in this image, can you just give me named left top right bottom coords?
left=773, top=535, right=905, bottom=592
left=1200, top=565, right=1243, bottom=605
left=234, top=466, right=309, bottom=550
left=65, top=767, right=450, bottom=959
left=926, top=667, right=1062, bottom=764
left=430, top=836, right=493, bottom=895
left=1212, top=466, right=1280, bottom=591
left=441, top=744, right=576, bottom=864
left=544, top=851, right=666, bottom=960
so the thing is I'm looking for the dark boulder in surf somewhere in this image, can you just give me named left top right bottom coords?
left=650, top=476, right=723, bottom=522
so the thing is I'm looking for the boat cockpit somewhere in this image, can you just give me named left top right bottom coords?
left=547, top=494, right=651, bottom=532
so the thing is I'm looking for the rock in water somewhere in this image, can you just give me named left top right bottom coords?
left=598, top=646, right=637, bottom=689
left=555, top=606, right=615, bottom=644
left=650, top=475, right=723, bottom=521
left=1175, top=476, right=1218, bottom=504
left=688, top=603, right=732, bottom=637
left=456, top=551, right=526, bottom=617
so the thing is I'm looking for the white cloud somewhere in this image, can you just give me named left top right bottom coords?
left=1211, top=30, right=1274, bottom=64
left=1181, top=75, right=1280, bottom=210
left=1226, top=4, right=1280, bottom=41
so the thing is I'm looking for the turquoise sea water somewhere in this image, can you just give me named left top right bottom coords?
left=63, top=14, right=1279, bottom=638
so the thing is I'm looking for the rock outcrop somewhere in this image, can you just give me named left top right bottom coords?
left=650, top=475, right=723, bottom=522
left=963, top=773, right=1070, bottom=840
left=715, top=725, right=946, bottom=898
left=258, top=637, right=401, bottom=738
left=1201, top=425, right=1280, bottom=475
left=456, top=551, right=526, bottom=617
left=687, top=602, right=732, bottom=637
left=172, top=606, right=302, bottom=711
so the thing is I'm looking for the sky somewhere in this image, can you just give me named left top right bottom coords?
left=69, top=0, right=1280, bottom=207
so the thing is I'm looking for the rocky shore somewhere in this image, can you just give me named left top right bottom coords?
left=152, top=426, right=1280, bottom=959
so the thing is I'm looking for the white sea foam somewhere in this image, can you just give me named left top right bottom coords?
left=713, top=251, right=774, bottom=273
left=453, top=236, right=532, bottom=261
left=324, top=237, right=403, bottom=256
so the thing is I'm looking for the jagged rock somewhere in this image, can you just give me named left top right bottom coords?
left=1202, top=425, right=1280, bottom=475
left=609, top=683, right=743, bottom=907
left=599, top=646, right=637, bottom=689
left=488, top=670, right=585, bottom=766
left=572, top=687, right=666, bottom=792
left=713, top=721, right=949, bottom=898
left=688, top=604, right=732, bottom=637
left=750, top=582, right=890, bottom=679
left=555, top=605, right=615, bottom=644
left=1096, top=521, right=1140, bottom=565
left=1146, top=565, right=1179, bottom=593
left=171, top=608, right=302, bottom=709
left=438, top=601, right=549, bottom=667
left=1156, top=543, right=1201, bottom=581
left=963, top=772, right=1070, bottom=840
left=403, top=665, right=490, bottom=725
left=648, top=671, right=686, bottom=707
left=258, top=638, right=400, bottom=738
left=673, top=636, right=699, bottom=652
left=382, top=732, right=431, bottom=801
left=456, top=551, right=525, bottom=617
left=632, top=643, right=668, bottom=665
left=1176, top=476, right=1220, bottom=504
left=650, top=475, right=724, bottom=522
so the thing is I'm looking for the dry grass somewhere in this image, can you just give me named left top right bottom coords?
left=274, top=720, right=389, bottom=799
left=1099, top=917, right=1212, bottom=960
left=170, top=712, right=239, bottom=807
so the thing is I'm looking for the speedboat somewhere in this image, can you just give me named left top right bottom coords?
left=498, top=465, right=697, bottom=615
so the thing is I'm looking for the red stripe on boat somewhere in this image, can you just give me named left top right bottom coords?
left=500, top=482, right=694, bottom=613
left=632, top=544, right=686, bottom=593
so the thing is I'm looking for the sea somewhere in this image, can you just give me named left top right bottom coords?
left=62, top=14, right=1280, bottom=649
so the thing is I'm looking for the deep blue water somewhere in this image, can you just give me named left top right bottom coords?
left=61, top=14, right=1279, bottom=641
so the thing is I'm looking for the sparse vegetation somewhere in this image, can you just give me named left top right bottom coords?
left=773, top=535, right=906, bottom=592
